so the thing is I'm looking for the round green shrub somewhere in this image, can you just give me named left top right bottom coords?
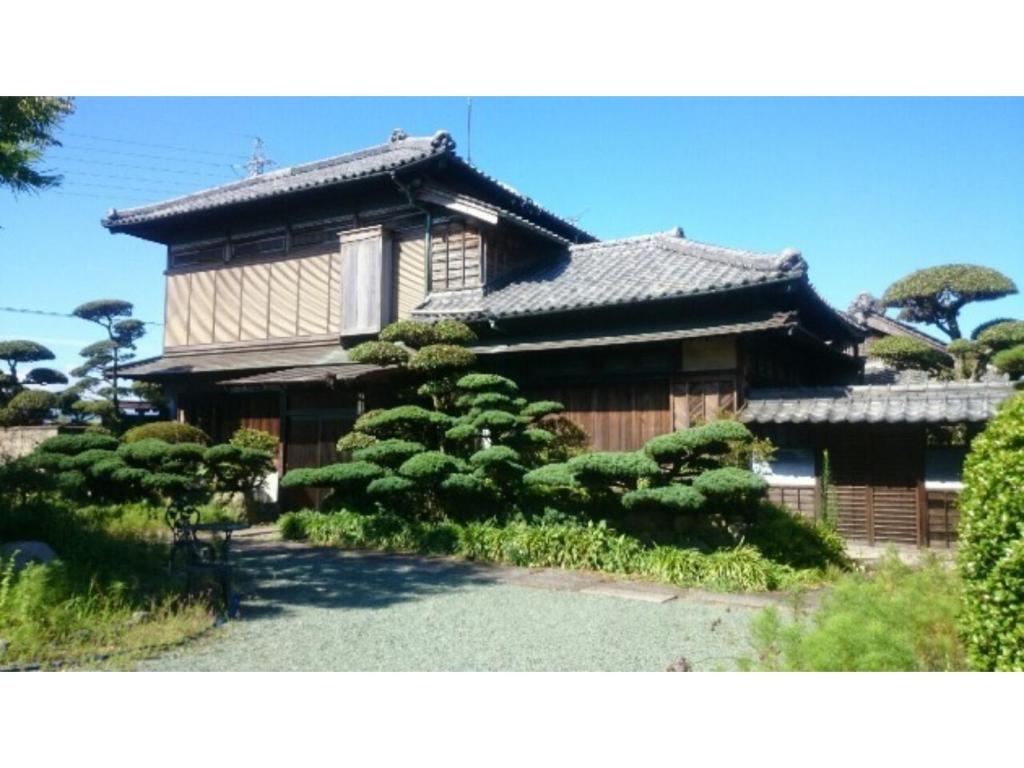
left=466, top=392, right=518, bottom=412
left=378, top=319, right=476, bottom=348
left=519, top=427, right=555, bottom=446
left=469, top=445, right=521, bottom=469
left=398, top=451, right=466, bottom=483
left=0, top=389, right=58, bottom=425
left=522, top=463, right=579, bottom=488
left=431, top=319, right=478, bottom=345
left=37, top=432, right=119, bottom=455
left=644, top=421, right=752, bottom=464
left=869, top=336, right=952, bottom=372
left=456, top=373, right=519, bottom=395
left=440, top=472, right=490, bottom=495
left=229, top=427, right=278, bottom=454
left=472, top=409, right=520, bottom=432
left=347, top=340, right=411, bottom=366
left=567, top=451, right=661, bottom=485
left=976, top=320, right=1024, bottom=351
left=622, top=484, right=706, bottom=513
left=355, top=405, right=454, bottom=439
left=408, top=344, right=476, bottom=372
left=366, top=475, right=417, bottom=497
left=958, top=393, right=1024, bottom=670
left=992, top=345, right=1024, bottom=379
left=122, top=421, right=210, bottom=445
left=67, top=448, right=119, bottom=471
left=692, top=467, right=768, bottom=507
left=444, top=422, right=479, bottom=442
left=520, top=400, right=564, bottom=419
left=280, top=467, right=320, bottom=488
left=353, top=439, right=427, bottom=468
left=117, top=438, right=172, bottom=466
left=337, top=431, right=377, bottom=453
left=312, top=461, right=387, bottom=490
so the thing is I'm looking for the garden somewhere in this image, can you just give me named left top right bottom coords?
left=0, top=422, right=276, bottom=668
left=2, top=314, right=1022, bottom=670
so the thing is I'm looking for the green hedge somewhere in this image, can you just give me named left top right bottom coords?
left=958, top=392, right=1024, bottom=670
left=277, top=509, right=834, bottom=593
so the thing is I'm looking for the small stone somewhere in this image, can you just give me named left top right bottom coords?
left=666, top=657, right=692, bottom=672
left=0, top=541, right=58, bottom=572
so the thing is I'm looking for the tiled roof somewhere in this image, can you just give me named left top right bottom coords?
left=412, top=229, right=807, bottom=320
left=741, top=381, right=1016, bottom=424
left=120, top=344, right=350, bottom=378
left=101, top=130, right=594, bottom=242
left=218, top=363, right=385, bottom=387
left=103, top=132, right=454, bottom=229
left=471, top=313, right=797, bottom=354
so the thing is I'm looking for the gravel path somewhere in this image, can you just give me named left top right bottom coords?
left=140, top=531, right=776, bottom=671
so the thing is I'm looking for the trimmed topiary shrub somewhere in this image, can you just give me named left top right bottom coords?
left=398, top=451, right=467, bottom=484
left=353, top=439, right=427, bottom=468
left=566, top=451, right=661, bottom=487
left=456, top=373, right=519, bottom=395
left=122, top=421, right=210, bottom=445
left=958, top=393, right=1024, bottom=670
left=407, top=344, right=476, bottom=372
left=37, top=432, right=119, bottom=455
left=622, top=484, right=706, bottom=514
left=520, top=400, right=564, bottom=419
left=692, top=467, right=768, bottom=512
left=347, top=340, right=411, bottom=367
left=992, top=345, right=1024, bottom=379
left=355, top=405, right=453, bottom=441
left=229, top=427, right=278, bottom=454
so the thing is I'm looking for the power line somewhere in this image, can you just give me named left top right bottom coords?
left=66, top=170, right=200, bottom=188
left=53, top=156, right=232, bottom=180
left=60, top=131, right=249, bottom=159
left=54, top=145, right=235, bottom=169
left=64, top=181, right=195, bottom=195
left=0, top=306, right=161, bottom=326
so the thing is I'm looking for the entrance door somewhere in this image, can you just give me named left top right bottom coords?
left=280, top=413, right=356, bottom=511
left=829, top=426, right=923, bottom=546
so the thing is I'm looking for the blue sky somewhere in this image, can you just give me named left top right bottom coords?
left=1, top=97, right=1022, bottom=375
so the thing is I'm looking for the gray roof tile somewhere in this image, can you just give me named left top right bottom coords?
left=412, top=229, right=806, bottom=320
left=103, top=133, right=452, bottom=229
left=742, top=381, right=1016, bottom=424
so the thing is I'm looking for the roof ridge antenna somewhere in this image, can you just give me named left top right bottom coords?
left=466, top=97, right=473, bottom=164
left=235, top=137, right=276, bottom=178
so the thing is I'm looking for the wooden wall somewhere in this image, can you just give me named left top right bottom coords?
left=531, top=381, right=672, bottom=451
left=395, top=230, right=427, bottom=319
left=165, top=249, right=342, bottom=350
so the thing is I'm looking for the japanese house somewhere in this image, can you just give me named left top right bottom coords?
left=104, top=129, right=1015, bottom=542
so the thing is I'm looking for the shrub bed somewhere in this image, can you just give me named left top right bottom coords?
left=278, top=508, right=839, bottom=593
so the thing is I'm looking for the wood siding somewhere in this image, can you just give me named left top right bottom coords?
left=165, top=249, right=342, bottom=351
left=533, top=381, right=672, bottom=451
left=395, top=231, right=427, bottom=319
left=924, top=489, right=960, bottom=548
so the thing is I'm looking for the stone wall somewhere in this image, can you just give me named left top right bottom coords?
left=0, top=425, right=59, bottom=462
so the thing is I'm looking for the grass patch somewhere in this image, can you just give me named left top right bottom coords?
left=740, top=553, right=964, bottom=671
left=0, top=498, right=219, bottom=668
left=279, top=508, right=842, bottom=593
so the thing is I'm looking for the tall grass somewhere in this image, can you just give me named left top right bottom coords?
left=0, top=499, right=215, bottom=668
left=740, top=553, right=964, bottom=671
left=279, top=508, right=842, bottom=593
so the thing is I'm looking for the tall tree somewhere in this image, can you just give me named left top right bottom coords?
left=71, top=299, right=147, bottom=420
left=881, top=264, right=1018, bottom=340
left=0, top=97, right=74, bottom=194
left=0, top=339, right=66, bottom=407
